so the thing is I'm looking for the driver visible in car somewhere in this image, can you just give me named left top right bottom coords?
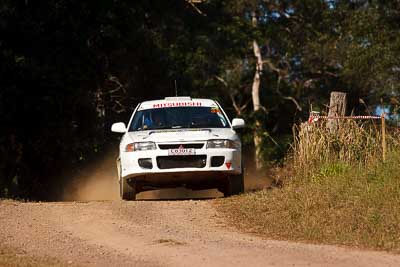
left=144, top=111, right=165, bottom=129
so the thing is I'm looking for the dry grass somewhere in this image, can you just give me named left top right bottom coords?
left=217, top=120, right=400, bottom=252
left=293, top=120, right=399, bottom=178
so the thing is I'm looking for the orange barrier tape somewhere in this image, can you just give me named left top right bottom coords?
left=308, top=115, right=382, bottom=123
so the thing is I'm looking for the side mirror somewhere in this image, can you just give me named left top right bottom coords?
left=111, top=122, right=127, bottom=133
left=231, top=118, right=245, bottom=129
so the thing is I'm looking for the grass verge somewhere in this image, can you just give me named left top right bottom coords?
left=216, top=151, right=400, bottom=252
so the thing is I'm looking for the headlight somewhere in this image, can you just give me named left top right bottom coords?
left=125, top=142, right=156, bottom=152
left=206, top=139, right=240, bottom=149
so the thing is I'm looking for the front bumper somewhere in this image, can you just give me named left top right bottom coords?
left=120, top=147, right=242, bottom=180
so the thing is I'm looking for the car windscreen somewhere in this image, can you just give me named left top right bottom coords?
left=129, top=106, right=230, bottom=131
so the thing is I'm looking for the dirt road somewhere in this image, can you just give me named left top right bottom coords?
left=1, top=198, right=400, bottom=267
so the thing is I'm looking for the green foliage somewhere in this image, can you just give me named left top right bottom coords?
left=1, top=0, right=400, bottom=198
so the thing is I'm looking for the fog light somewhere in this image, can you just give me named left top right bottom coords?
left=211, top=156, right=225, bottom=167
left=138, top=158, right=153, bottom=169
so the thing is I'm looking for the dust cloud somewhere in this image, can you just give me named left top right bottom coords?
left=62, top=148, right=271, bottom=202
left=244, top=168, right=272, bottom=192
left=62, top=148, right=120, bottom=201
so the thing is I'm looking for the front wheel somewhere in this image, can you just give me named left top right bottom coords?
left=120, top=178, right=137, bottom=201
left=223, top=172, right=244, bottom=197
left=117, top=158, right=136, bottom=201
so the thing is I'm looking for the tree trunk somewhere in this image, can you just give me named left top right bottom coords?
left=251, top=12, right=264, bottom=170
left=327, top=91, right=347, bottom=132
left=252, top=43, right=264, bottom=169
left=252, top=42, right=263, bottom=170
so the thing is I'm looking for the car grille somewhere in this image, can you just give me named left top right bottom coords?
left=158, top=143, right=204, bottom=149
left=156, top=155, right=207, bottom=169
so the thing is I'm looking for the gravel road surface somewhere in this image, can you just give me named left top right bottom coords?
left=1, top=199, right=400, bottom=267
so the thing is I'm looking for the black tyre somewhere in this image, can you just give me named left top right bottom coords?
left=223, top=171, right=244, bottom=197
left=120, top=177, right=136, bottom=201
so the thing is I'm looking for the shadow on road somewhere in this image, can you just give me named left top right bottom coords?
left=137, top=188, right=223, bottom=201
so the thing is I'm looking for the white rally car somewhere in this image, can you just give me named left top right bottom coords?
left=111, top=97, right=245, bottom=200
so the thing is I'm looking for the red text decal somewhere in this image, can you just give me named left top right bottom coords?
left=153, top=102, right=202, bottom=108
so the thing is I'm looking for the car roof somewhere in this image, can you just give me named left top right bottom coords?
left=137, top=97, right=218, bottom=111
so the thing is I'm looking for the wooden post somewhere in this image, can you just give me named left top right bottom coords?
left=381, top=114, right=387, bottom=161
left=327, top=91, right=347, bottom=132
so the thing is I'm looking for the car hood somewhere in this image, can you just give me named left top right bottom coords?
left=125, top=128, right=237, bottom=143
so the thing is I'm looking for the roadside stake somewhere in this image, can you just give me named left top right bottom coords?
left=382, top=113, right=387, bottom=161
